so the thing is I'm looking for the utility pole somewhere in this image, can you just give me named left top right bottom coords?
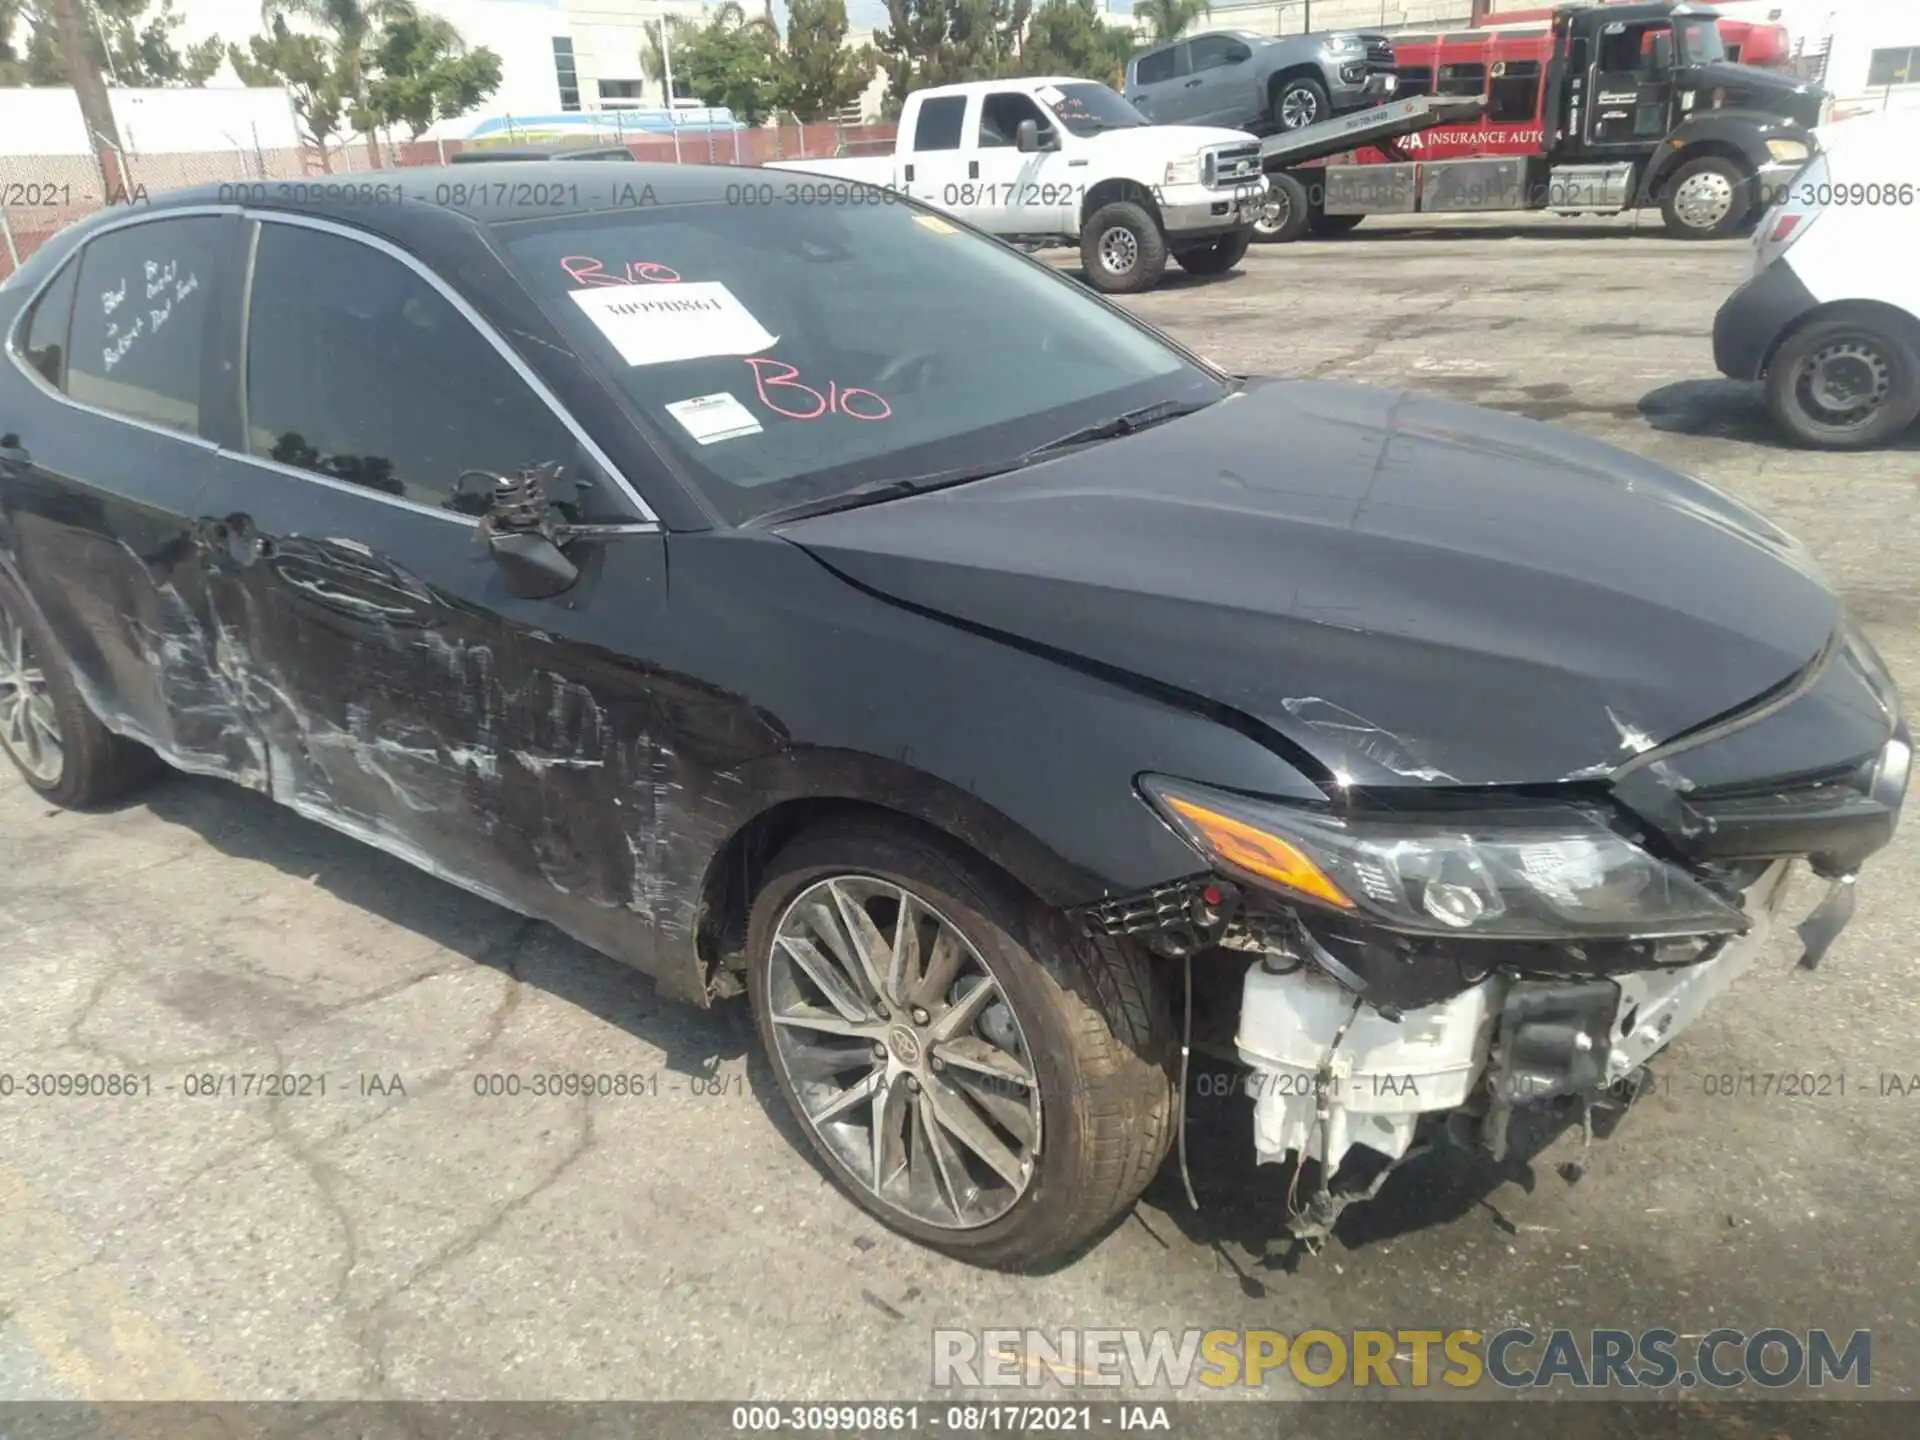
left=44, top=0, right=128, bottom=198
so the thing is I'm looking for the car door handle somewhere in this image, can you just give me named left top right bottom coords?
left=1185, top=78, right=1203, bottom=87
left=0, top=436, right=27, bottom=471
left=968, top=160, right=979, bottom=179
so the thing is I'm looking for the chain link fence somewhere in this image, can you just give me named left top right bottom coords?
left=1, top=119, right=899, bottom=281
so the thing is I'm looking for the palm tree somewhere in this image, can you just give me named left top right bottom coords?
left=262, top=0, right=415, bottom=163
left=1137, top=0, right=1211, bottom=43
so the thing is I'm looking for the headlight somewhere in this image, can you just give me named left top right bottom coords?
left=1766, top=137, right=1810, bottom=163
left=1142, top=778, right=1749, bottom=940
left=1325, top=34, right=1362, bottom=52
left=1163, top=155, right=1201, bottom=186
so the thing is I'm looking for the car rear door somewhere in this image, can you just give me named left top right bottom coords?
left=898, top=93, right=975, bottom=214
left=188, top=212, right=677, bottom=978
left=1127, top=43, right=1191, bottom=122
left=0, top=209, right=260, bottom=783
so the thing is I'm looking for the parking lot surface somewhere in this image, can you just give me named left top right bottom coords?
left=4, top=213, right=1917, bottom=1409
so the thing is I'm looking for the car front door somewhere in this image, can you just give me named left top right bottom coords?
left=1185, top=35, right=1259, bottom=126
left=973, top=89, right=1074, bottom=236
left=190, top=214, right=676, bottom=976
left=0, top=210, right=261, bottom=785
left=1587, top=18, right=1677, bottom=148
left=1128, top=42, right=1191, bottom=122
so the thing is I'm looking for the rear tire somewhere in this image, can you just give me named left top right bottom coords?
left=1660, top=155, right=1753, bottom=239
left=1252, top=172, right=1311, bottom=243
left=1765, top=315, right=1920, bottom=450
left=1079, top=200, right=1168, bottom=294
left=0, top=571, right=159, bottom=807
left=1174, top=229, right=1251, bottom=276
left=746, top=817, right=1176, bottom=1271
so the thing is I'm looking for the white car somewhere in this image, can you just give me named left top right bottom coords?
left=1713, top=109, right=1920, bottom=449
left=765, top=78, right=1265, bottom=294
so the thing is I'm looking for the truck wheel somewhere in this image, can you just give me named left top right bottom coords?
left=746, top=816, right=1176, bottom=1271
left=1310, top=212, right=1365, bottom=238
left=1252, top=173, right=1311, bottom=243
left=0, top=570, right=159, bottom=806
left=1174, top=229, right=1251, bottom=276
left=1080, top=201, right=1168, bottom=294
left=1660, top=155, right=1753, bottom=239
left=1765, top=316, right=1920, bottom=450
left=1274, top=77, right=1330, bottom=131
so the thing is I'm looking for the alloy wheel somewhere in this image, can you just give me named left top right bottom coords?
left=1280, top=88, right=1320, bottom=129
left=1255, top=191, right=1291, bottom=237
left=1795, top=337, right=1893, bottom=431
left=0, top=601, right=63, bottom=784
left=1672, top=170, right=1734, bottom=231
left=764, top=875, right=1042, bottom=1230
left=1098, top=225, right=1140, bottom=276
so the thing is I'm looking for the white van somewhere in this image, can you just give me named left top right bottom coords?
left=1712, top=110, right=1920, bottom=449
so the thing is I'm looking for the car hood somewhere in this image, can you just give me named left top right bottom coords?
left=1100, top=124, right=1259, bottom=152
left=783, top=379, right=1841, bottom=789
left=1692, top=61, right=1825, bottom=127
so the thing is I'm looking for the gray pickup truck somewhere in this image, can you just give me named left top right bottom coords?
left=1124, top=28, right=1397, bottom=135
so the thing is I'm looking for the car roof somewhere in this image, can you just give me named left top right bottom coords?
left=119, top=162, right=731, bottom=225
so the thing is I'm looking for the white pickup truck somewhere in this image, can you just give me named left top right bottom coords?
left=766, top=77, right=1266, bottom=294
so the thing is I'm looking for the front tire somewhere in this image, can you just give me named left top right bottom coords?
left=1274, top=76, right=1330, bottom=132
left=1174, top=229, right=1252, bottom=277
left=747, top=817, right=1176, bottom=1271
left=1252, top=172, right=1311, bottom=243
left=1079, top=200, right=1168, bottom=294
left=1660, top=155, right=1753, bottom=239
left=0, top=571, right=158, bottom=806
left=1765, top=315, right=1920, bottom=450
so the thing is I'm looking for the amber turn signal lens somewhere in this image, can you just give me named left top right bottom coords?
left=1162, top=796, right=1354, bottom=910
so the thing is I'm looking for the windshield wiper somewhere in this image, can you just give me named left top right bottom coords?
left=1020, top=398, right=1215, bottom=461
left=754, top=398, right=1216, bottom=527
left=753, top=462, right=1024, bottom=527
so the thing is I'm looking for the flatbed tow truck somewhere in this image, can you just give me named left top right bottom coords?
left=1250, top=1, right=1822, bottom=242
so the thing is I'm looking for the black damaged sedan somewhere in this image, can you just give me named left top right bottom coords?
left=0, top=169, right=1907, bottom=1269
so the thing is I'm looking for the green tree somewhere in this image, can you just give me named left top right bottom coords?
left=874, top=0, right=1030, bottom=110
left=1018, top=0, right=1132, bottom=88
left=1136, top=0, right=1209, bottom=43
left=228, top=15, right=347, bottom=155
left=256, top=0, right=413, bottom=161
left=1, top=0, right=222, bottom=86
left=675, top=2, right=783, bottom=124
left=361, top=11, right=500, bottom=138
left=777, top=0, right=875, bottom=121
left=640, top=13, right=700, bottom=103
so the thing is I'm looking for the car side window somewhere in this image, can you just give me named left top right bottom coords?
left=244, top=222, right=587, bottom=516
left=1134, top=46, right=1177, bottom=85
left=1189, top=36, right=1249, bottom=71
left=912, top=96, right=968, bottom=151
left=19, top=254, right=79, bottom=389
left=66, top=217, right=220, bottom=436
left=978, top=92, right=1052, bottom=147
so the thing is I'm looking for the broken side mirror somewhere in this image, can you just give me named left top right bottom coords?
left=460, top=462, right=582, bottom=600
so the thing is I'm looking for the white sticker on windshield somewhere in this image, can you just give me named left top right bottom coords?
left=665, top=391, right=763, bottom=445
left=1035, top=84, right=1065, bottom=104
left=570, top=282, right=778, bottom=368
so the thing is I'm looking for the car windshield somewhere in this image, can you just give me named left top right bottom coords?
left=1044, top=83, right=1150, bottom=136
left=1675, top=17, right=1726, bottom=65
left=498, top=195, right=1218, bottom=525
